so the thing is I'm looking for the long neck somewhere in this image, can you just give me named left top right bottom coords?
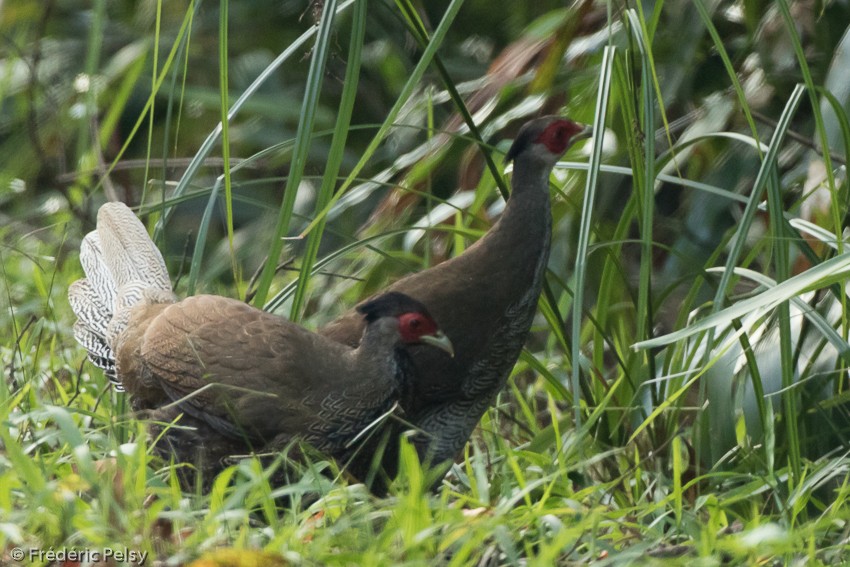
left=349, top=321, right=404, bottom=392
left=512, top=156, right=554, bottom=292
left=512, top=153, right=556, bottom=192
left=450, top=156, right=554, bottom=396
left=462, top=157, right=553, bottom=289
left=504, top=156, right=553, bottom=258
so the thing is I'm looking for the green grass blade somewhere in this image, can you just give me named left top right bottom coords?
left=186, top=177, right=224, bottom=294
left=218, top=0, right=238, bottom=288
left=75, top=0, right=106, bottom=167
left=139, top=0, right=163, bottom=205
left=89, top=5, right=196, bottom=202
left=766, top=157, right=801, bottom=481
left=393, top=0, right=509, bottom=199
left=692, top=0, right=760, bottom=148
left=633, top=251, right=850, bottom=350
left=625, top=9, right=658, bottom=407
left=709, top=84, right=805, bottom=312
left=251, top=0, right=339, bottom=306
left=289, top=0, right=367, bottom=322
left=776, top=0, right=842, bottom=255
left=152, top=0, right=359, bottom=240
left=294, top=0, right=466, bottom=245
left=570, top=45, right=614, bottom=427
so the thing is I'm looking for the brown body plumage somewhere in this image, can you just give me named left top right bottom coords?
left=321, top=116, right=591, bottom=486
left=69, top=203, right=453, bottom=480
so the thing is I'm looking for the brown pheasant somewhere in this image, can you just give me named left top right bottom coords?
left=320, top=116, right=591, bottom=486
left=69, top=203, right=453, bottom=478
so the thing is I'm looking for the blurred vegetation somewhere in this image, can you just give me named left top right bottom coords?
left=3, top=0, right=850, bottom=564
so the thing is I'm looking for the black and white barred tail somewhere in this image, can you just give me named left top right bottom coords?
left=68, top=202, right=174, bottom=389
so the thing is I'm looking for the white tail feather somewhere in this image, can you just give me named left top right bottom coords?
left=69, top=202, right=174, bottom=389
left=97, top=203, right=172, bottom=291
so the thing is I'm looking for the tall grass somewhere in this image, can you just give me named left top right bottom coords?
left=2, top=0, right=850, bottom=564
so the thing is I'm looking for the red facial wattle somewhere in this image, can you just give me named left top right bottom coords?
left=398, top=312, right=439, bottom=343
left=536, top=119, right=584, bottom=155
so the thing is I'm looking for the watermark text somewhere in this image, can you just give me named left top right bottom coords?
left=9, top=546, right=148, bottom=564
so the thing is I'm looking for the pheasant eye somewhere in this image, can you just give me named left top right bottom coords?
left=398, top=311, right=436, bottom=341
left=537, top=119, right=584, bottom=154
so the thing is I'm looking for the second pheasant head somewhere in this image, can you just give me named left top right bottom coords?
left=356, top=291, right=454, bottom=357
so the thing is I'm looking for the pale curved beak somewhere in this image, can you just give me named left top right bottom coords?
left=420, top=330, right=455, bottom=358
left=574, top=124, right=594, bottom=143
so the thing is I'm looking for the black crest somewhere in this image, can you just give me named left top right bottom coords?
left=356, top=291, right=433, bottom=323
left=504, top=120, right=542, bottom=163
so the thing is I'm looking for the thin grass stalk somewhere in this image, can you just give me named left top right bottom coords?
left=153, top=3, right=198, bottom=296
left=571, top=45, right=614, bottom=428
left=817, top=89, right=850, bottom=189
left=393, top=0, right=508, bottom=198
left=217, top=0, right=239, bottom=289
left=139, top=1, right=163, bottom=206
left=153, top=0, right=358, bottom=240
left=169, top=0, right=196, bottom=159
left=627, top=5, right=681, bottom=182
left=600, top=38, right=652, bottom=432
left=91, top=6, right=196, bottom=202
left=708, top=85, right=805, bottom=310
left=289, top=0, right=367, bottom=322
left=625, top=9, right=658, bottom=407
left=775, top=0, right=842, bottom=257
left=596, top=59, right=637, bottom=340
left=541, top=277, right=584, bottom=401
left=635, top=250, right=850, bottom=350
left=77, top=0, right=106, bottom=168
left=537, top=287, right=568, bottom=348
left=818, top=89, right=850, bottom=351
left=426, top=90, right=436, bottom=268
left=251, top=0, right=338, bottom=307
left=672, top=433, right=683, bottom=525
left=295, top=0, right=466, bottom=242
left=692, top=0, right=760, bottom=148
left=186, top=176, right=223, bottom=294
left=266, top=225, right=460, bottom=313
left=159, top=1, right=196, bottom=215
left=98, top=56, right=147, bottom=152
left=734, top=330, right=771, bottom=470
left=775, top=3, right=849, bottom=438
left=766, top=163, right=801, bottom=481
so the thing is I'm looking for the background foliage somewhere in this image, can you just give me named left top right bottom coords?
left=3, top=0, right=850, bottom=564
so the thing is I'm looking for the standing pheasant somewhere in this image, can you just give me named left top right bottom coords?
left=321, top=116, right=591, bottom=485
left=69, top=203, right=453, bottom=477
